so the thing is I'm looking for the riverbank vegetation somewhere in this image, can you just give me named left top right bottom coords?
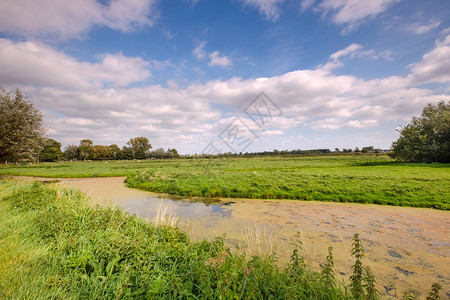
left=124, top=155, right=449, bottom=210
left=1, top=155, right=448, bottom=210
left=0, top=179, right=385, bottom=299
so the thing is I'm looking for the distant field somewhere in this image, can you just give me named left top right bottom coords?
left=1, top=155, right=449, bottom=209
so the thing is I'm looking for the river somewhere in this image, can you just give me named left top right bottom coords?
left=58, top=177, right=449, bottom=298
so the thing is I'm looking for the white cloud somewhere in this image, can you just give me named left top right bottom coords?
left=305, top=0, right=399, bottom=34
left=301, top=0, right=317, bottom=12
left=0, top=0, right=157, bottom=39
left=193, top=42, right=233, bottom=69
left=408, top=35, right=450, bottom=84
left=320, top=43, right=392, bottom=70
left=309, top=118, right=379, bottom=130
left=208, top=51, right=233, bottom=68
left=4, top=35, right=450, bottom=153
left=0, top=39, right=151, bottom=89
left=406, top=19, right=441, bottom=35
left=240, top=0, right=284, bottom=21
left=262, top=130, right=284, bottom=136
left=193, top=41, right=207, bottom=59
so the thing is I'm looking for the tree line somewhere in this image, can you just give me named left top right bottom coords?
left=58, top=138, right=180, bottom=162
left=1, top=88, right=448, bottom=164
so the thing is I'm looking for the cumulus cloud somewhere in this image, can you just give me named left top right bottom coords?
left=0, top=39, right=151, bottom=89
left=240, top=0, right=284, bottom=21
left=408, top=35, right=450, bottom=84
left=0, top=0, right=157, bottom=39
left=193, top=42, right=233, bottom=68
left=303, top=0, right=399, bottom=34
left=208, top=51, right=233, bottom=68
left=5, top=35, right=450, bottom=153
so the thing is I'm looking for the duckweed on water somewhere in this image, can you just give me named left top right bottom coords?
left=0, top=180, right=444, bottom=299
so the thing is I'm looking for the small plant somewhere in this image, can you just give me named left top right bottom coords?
left=401, top=289, right=420, bottom=300
left=321, top=246, right=336, bottom=289
left=363, top=266, right=379, bottom=300
left=350, top=233, right=365, bottom=299
left=289, top=232, right=306, bottom=278
left=426, top=283, right=442, bottom=300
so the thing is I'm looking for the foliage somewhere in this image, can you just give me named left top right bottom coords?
left=92, top=145, right=112, bottom=160
left=349, top=234, right=380, bottom=300
left=321, top=246, right=337, bottom=290
left=426, top=283, right=442, bottom=300
left=363, top=267, right=379, bottom=300
left=390, top=101, right=450, bottom=163
left=78, top=139, right=94, bottom=160
left=0, top=155, right=448, bottom=209
left=63, top=144, right=79, bottom=161
left=123, top=137, right=152, bottom=159
left=350, top=233, right=365, bottom=299
left=108, top=144, right=121, bottom=160
left=40, top=138, right=63, bottom=162
left=0, top=88, right=46, bottom=163
left=146, top=147, right=179, bottom=159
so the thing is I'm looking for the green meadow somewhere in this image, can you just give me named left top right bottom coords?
left=1, top=155, right=448, bottom=210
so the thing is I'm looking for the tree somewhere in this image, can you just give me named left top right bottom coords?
left=63, top=144, right=79, bottom=161
left=78, top=139, right=94, bottom=160
left=168, top=148, right=180, bottom=158
left=0, top=88, right=46, bottom=163
left=361, top=146, right=373, bottom=153
left=92, top=145, right=111, bottom=160
left=109, top=144, right=121, bottom=160
left=40, top=138, right=63, bottom=162
left=125, top=137, right=152, bottom=159
left=390, top=101, right=450, bottom=163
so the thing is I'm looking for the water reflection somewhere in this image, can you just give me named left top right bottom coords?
left=111, top=195, right=232, bottom=220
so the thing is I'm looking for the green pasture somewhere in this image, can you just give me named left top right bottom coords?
left=1, top=155, right=448, bottom=209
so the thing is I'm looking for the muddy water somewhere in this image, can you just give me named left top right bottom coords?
left=59, top=177, right=449, bottom=298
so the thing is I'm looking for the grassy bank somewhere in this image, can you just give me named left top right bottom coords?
left=125, top=156, right=449, bottom=210
left=0, top=179, right=395, bottom=299
left=1, top=155, right=449, bottom=209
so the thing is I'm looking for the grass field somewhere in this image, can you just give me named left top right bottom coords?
left=1, top=154, right=449, bottom=209
left=1, top=179, right=387, bottom=299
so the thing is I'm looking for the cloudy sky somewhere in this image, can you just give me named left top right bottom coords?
left=1, top=0, right=449, bottom=154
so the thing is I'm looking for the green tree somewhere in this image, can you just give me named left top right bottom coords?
left=109, top=144, right=121, bottom=160
left=78, top=139, right=94, bottom=160
left=92, top=145, right=111, bottom=160
left=40, top=138, right=63, bottom=162
left=361, top=146, right=373, bottom=153
left=63, top=144, right=79, bottom=161
left=390, top=101, right=450, bottom=163
left=125, top=137, right=151, bottom=159
left=0, top=88, right=46, bottom=164
left=168, top=148, right=180, bottom=158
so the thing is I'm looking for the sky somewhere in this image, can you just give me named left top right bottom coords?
left=0, top=0, right=449, bottom=154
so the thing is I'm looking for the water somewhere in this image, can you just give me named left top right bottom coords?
left=112, top=195, right=232, bottom=219
left=59, top=177, right=450, bottom=298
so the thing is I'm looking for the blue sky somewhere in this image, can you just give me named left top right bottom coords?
left=0, top=0, right=449, bottom=154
